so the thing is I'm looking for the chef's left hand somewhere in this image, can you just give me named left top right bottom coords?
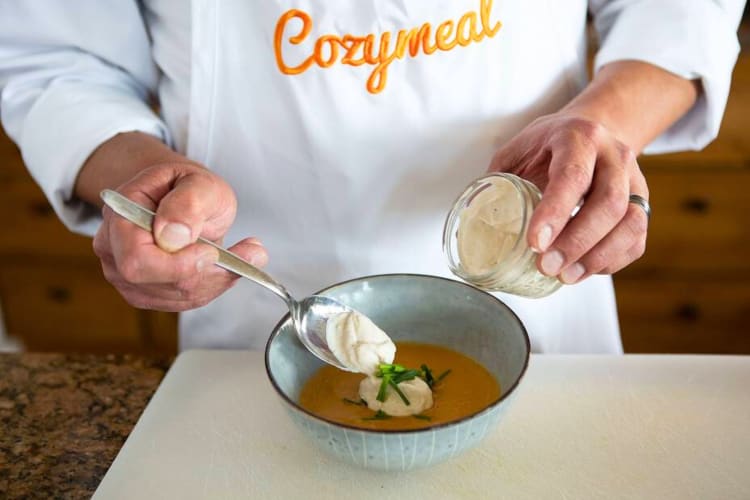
left=488, top=112, right=649, bottom=284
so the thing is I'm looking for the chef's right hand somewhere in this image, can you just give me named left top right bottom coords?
left=93, top=162, right=268, bottom=312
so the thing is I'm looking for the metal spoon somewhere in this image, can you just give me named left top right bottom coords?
left=100, top=189, right=350, bottom=370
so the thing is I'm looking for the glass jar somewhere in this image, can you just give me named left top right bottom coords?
left=443, top=173, right=562, bottom=298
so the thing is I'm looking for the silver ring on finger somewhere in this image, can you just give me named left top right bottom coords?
left=628, top=194, right=651, bottom=222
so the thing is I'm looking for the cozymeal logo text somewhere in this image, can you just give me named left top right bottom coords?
left=274, top=0, right=502, bottom=94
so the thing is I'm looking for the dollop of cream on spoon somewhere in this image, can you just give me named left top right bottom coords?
left=326, top=311, right=396, bottom=376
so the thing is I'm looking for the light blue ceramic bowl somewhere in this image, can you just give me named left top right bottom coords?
left=265, top=274, right=530, bottom=471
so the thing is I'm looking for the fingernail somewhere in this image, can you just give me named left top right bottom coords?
left=560, top=262, right=586, bottom=284
left=196, top=249, right=218, bottom=272
left=158, top=223, right=192, bottom=252
left=249, top=249, right=269, bottom=268
left=536, top=224, right=553, bottom=252
left=540, top=249, right=565, bottom=276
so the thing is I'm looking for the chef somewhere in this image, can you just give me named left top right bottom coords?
left=0, top=1, right=743, bottom=353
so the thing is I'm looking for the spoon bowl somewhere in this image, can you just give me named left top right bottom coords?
left=292, top=294, right=353, bottom=369
left=101, top=189, right=350, bottom=370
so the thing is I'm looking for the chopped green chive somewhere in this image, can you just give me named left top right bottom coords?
left=376, top=376, right=389, bottom=402
left=413, top=414, right=431, bottom=421
left=376, top=363, right=406, bottom=376
left=388, top=379, right=411, bottom=406
left=437, top=369, right=452, bottom=382
left=363, top=410, right=391, bottom=421
left=391, top=369, right=419, bottom=384
left=373, top=362, right=452, bottom=406
left=421, top=364, right=435, bottom=387
left=342, top=397, right=367, bottom=406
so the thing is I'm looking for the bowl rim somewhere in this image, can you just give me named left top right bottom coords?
left=264, top=273, right=531, bottom=434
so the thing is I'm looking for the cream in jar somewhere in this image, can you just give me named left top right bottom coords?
left=444, top=173, right=562, bottom=298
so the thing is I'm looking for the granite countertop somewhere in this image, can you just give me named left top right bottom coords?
left=0, top=353, right=171, bottom=498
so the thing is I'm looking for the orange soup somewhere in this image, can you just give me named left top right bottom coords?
left=298, top=342, right=501, bottom=430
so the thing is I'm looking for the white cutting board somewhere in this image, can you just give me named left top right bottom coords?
left=94, top=352, right=750, bottom=499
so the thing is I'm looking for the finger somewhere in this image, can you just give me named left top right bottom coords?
left=488, top=136, right=526, bottom=173
left=112, top=282, right=205, bottom=312
left=628, top=160, right=650, bottom=208
left=604, top=239, right=648, bottom=275
left=538, top=142, right=632, bottom=277
left=527, top=140, right=597, bottom=254
left=559, top=202, right=648, bottom=283
left=226, top=237, right=269, bottom=268
left=167, top=237, right=269, bottom=304
left=488, top=134, right=553, bottom=183
left=104, top=260, right=238, bottom=310
left=601, top=201, right=649, bottom=274
left=103, top=211, right=266, bottom=306
left=147, top=171, right=236, bottom=252
left=169, top=238, right=269, bottom=301
left=100, top=251, right=192, bottom=301
left=109, top=216, right=219, bottom=285
left=98, top=206, right=253, bottom=308
left=92, top=215, right=112, bottom=262
left=185, top=237, right=268, bottom=286
left=99, top=257, right=164, bottom=308
left=98, top=208, right=215, bottom=300
left=108, top=236, right=266, bottom=301
left=599, top=154, right=649, bottom=275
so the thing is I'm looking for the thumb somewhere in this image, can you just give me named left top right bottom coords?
left=152, top=172, right=236, bottom=252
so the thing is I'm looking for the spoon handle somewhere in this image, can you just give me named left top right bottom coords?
left=100, top=189, right=294, bottom=305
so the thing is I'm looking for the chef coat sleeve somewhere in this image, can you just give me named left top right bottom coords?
left=0, top=1, right=171, bottom=236
left=588, top=0, right=744, bottom=154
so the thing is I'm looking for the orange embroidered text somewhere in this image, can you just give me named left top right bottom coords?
left=274, top=0, right=502, bottom=94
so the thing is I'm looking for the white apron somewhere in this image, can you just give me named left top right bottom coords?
left=175, top=0, right=623, bottom=354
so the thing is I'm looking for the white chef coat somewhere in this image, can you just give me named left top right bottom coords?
left=0, top=1, right=743, bottom=353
